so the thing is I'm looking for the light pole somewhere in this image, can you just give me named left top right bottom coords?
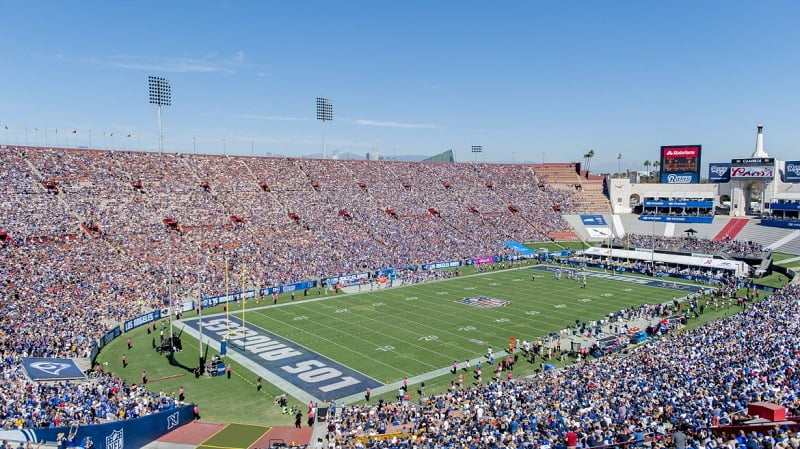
left=471, top=145, right=482, bottom=162
left=316, top=97, right=333, bottom=158
left=148, top=76, right=172, bottom=153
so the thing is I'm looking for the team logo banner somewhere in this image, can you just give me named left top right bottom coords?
left=785, top=161, right=800, bottom=183
left=663, top=172, right=698, bottom=184
left=730, top=165, right=774, bottom=178
left=456, top=296, right=510, bottom=308
left=21, top=357, right=86, bottom=380
left=708, top=163, right=731, bottom=183
left=580, top=214, right=607, bottom=226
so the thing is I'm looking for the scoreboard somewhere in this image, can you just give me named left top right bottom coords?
left=660, top=145, right=701, bottom=184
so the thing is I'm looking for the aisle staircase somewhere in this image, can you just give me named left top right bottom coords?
left=712, top=218, right=749, bottom=241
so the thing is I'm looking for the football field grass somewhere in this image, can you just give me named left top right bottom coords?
left=98, top=263, right=705, bottom=424
left=213, top=264, right=690, bottom=384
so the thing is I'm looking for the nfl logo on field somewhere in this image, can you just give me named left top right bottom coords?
left=106, top=429, right=124, bottom=449
left=456, top=296, right=510, bottom=308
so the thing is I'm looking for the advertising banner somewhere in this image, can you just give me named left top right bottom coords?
left=123, top=310, right=162, bottom=332
left=639, top=215, right=714, bottom=223
left=760, top=219, right=800, bottom=229
left=0, top=405, right=195, bottom=449
left=660, top=145, right=701, bottom=184
left=323, top=272, right=369, bottom=286
left=422, top=260, right=462, bottom=270
left=770, top=203, right=800, bottom=211
left=643, top=200, right=713, bottom=207
left=708, top=163, right=731, bottom=183
left=663, top=172, right=699, bottom=184
left=580, top=214, right=607, bottom=226
left=784, top=161, right=800, bottom=182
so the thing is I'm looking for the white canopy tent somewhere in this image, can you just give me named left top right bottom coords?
left=583, top=246, right=749, bottom=277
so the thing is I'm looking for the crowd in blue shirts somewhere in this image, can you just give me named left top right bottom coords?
left=329, top=284, right=800, bottom=448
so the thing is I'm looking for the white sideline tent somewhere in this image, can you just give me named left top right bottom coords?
left=583, top=247, right=749, bottom=277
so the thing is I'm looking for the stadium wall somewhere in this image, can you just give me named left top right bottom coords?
left=0, top=405, right=195, bottom=449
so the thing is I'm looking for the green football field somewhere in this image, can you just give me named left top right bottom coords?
left=203, top=265, right=689, bottom=384
left=98, top=263, right=704, bottom=424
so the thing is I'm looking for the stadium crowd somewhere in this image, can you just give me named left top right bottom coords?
left=1, top=145, right=797, bottom=445
left=0, top=362, right=180, bottom=429
left=0, top=146, right=576, bottom=431
left=329, top=284, right=800, bottom=448
left=612, top=234, right=768, bottom=259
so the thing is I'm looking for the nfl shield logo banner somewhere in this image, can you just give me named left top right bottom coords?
left=106, top=429, right=124, bottom=449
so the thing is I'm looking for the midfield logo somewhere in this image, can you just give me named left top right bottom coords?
left=456, top=296, right=510, bottom=308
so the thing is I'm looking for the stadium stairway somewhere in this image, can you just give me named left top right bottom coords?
left=712, top=218, right=749, bottom=241
left=736, top=222, right=798, bottom=251
left=772, top=231, right=800, bottom=255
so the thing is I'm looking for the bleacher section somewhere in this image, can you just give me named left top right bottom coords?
left=1, top=147, right=591, bottom=302
left=566, top=214, right=800, bottom=256
left=533, top=163, right=611, bottom=214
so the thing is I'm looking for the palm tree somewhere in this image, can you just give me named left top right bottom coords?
left=644, top=160, right=651, bottom=176
left=583, top=149, right=595, bottom=173
left=652, top=160, right=660, bottom=177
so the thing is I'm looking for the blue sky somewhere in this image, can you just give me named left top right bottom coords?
left=1, top=1, right=798, bottom=173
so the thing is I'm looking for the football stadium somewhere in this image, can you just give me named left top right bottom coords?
left=3, top=3, right=800, bottom=449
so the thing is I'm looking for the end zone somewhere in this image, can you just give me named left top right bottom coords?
left=178, top=316, right=382, bottom=402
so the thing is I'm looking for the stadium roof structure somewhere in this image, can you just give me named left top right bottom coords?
left=422, top=149, right=455, bottom=163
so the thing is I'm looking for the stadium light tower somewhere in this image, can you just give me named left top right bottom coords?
left=148, top=76, right=172, bottom=153
left=471, top=145, right=482, bottom=162
left=316, top=97, right=333, bottom=158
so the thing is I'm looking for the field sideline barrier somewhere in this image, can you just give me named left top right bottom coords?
left=0, top=405, right=194, bottom=449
